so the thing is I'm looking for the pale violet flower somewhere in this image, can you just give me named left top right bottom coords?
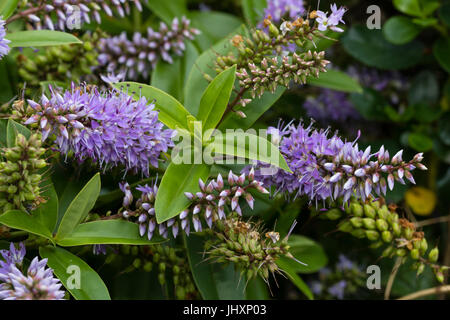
left=316, top=4, right=347, bottom=33
left=0, top=18, right=11, bottom=59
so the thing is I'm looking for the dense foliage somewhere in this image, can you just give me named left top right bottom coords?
left=0, top=0, right=449, bottom=300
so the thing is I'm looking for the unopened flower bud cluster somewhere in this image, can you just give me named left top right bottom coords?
left=321, top=197, right=448, bottom=282
left=17, top=32, right=102, bottom=91
left=204, top=215, right=299, bottom=282
left=0, top=133, right=47, bottom=213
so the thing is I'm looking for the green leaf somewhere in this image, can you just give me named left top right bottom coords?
left=0, top=210, right=53, bottom=241
left=206, top=132, right=292, bottom=173
left=218, top=87, right=286, bottom=130
left=145, top=0, right=187, bottom=24
left=39, top=246, right=110, bottom=300
left=433, top=37, right=450, bottom=73
left=56, top=220, right=166, bottom=246
left=155, top=162, right=211, bottom=223
left=408, top=71, right=439, bottom=106
left=383, top=16, right=421, bottom=45
left=56, top=173, right=101, bottom=241
left=245, top=277, right=270, bottom=299
left=242, top=0, right=267, bottom=26
left=420, top=0, right=441, bottom=16
left=307, top=69, right=362, bottom=93
left=342, top=25, right=424, bottom=70
left=198, top=66, right=236, bottom=138
left=151, top=42, right=199, bottom=103
left=6, top=119, right=31, bottom=147
left=7, top=30, right=82, bottom=48
left=412, top=17, right=438, bottom=27
left=276, top=259, right=314, bottom=299
left=33, top=181, right=58, bottom=234
left=408, top=132, right=434, bottom=152
left=277, top=235, right=328, bottom=274
left=184, top=25, right=247, bottom=116
left=0, top=0, right=19, bottom=19
left=189, top=11, right=243, bottom=52
left=393, top=0, right=422, bottom=17
left=112, top=82, right=192, bottom=130
left=184, top=234, right=246, bottom=299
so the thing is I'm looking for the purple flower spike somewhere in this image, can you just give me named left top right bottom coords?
left=25, top=83, right=175, bottom=176
left=246, top=121, right=427, bottom=204
left=0, top=19, right=10, bottom=60
left=0, top=243, right=65, bottom=300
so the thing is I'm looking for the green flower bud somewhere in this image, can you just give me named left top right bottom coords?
left=377, top=205, right=390, bottom=220
left=410, top=248, right=420, bottom=260
left=381, top=246, right=394, bottom=258
left=392, top=222, right=402, bottom=237
left=381, top=231, right=393, bottom=243
left=395, top=248, right=407, bottom=257
left=324, top=208, right=342, bottom=220
left=365, top=230, right=380, bottom=241
left=158, top=273, right=165, bottom=286
left=402, top=228, right=414, bottom=240
left=420, top=239, right=428, bottom=255
left=350, top=217, right=363, bottom=228
left=428, top=247, right=439, bottom=263
left=363, top=204, right=376, bottom=219
left=338, top=221, right=353, bottom=233
left=375, top=219, right=389, bottom=232
left=268, top=23, right=280, bottom=37
left=416, top=263, right=425, bottom=276
left=132, top=258, right=141, bottom=269
left=351, top=229, right=366, bottom=239
left=362, top=218, right=376, bottom=230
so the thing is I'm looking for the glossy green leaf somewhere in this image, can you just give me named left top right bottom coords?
left=0, top=210, right=53, bottom=241
left=341, top=26, right=424, bottom=70
left=206, top=132, right=292, bottom=173
left=7, top=30, right=82, bottom=48
left=242, top=0, right=266, bottom=26
left=33, top=181, right=58, bottom=234
left=112, top=82, right=192, bottom=130
left=155, top=162, right=211, bottom=223
left=277, top=235, right=328, bottom=274
left=145, top=0, right=187, bottom=24
left=408, top=132, right=434, bottom=152
left=383, top=16, right=421, bottom=45
left=56, top=173, right=101, bottom=240
left=39, top=246, right=110, bottom=300
left=276, top=259, right=314, bottom=299
left=151, top=42, right=199, bottom=103
left=393, top=0, right=422, bottom=17
left=184, top=234, right=246, bottom=299
left=198, top=66, right=236, bottom=138
left=184, top=25, right=247, bottom=116
left=219, top=87, right=286, bottom=130
left=307, top=69, right=362, bottom=93
left=433, top=37, right=450, bottom=73
left=56, top=220, right=166, bottom=246
left=189, top=11, right=243, bottom=52
left=0, top=0, right=19, bottom=19
left=6, top=119, right=31, bottom=147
